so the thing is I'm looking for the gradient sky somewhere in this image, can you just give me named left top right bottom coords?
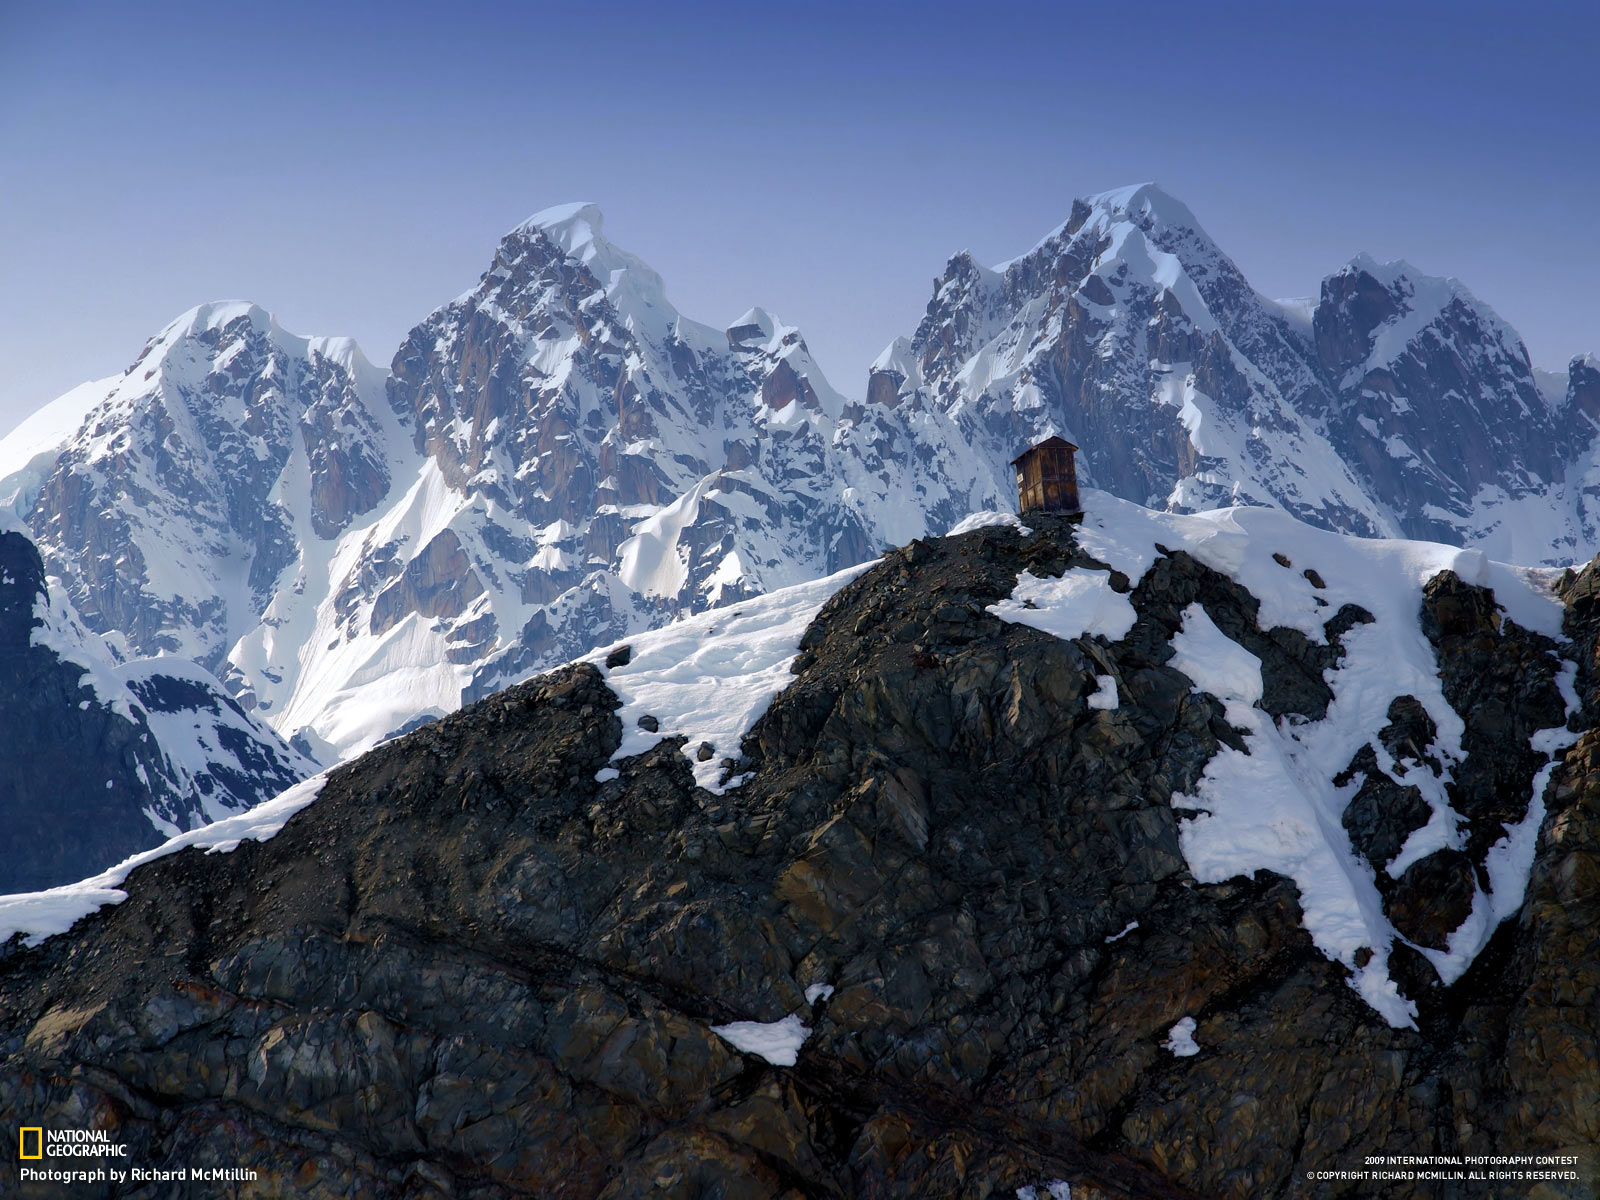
left=3, top=0, right=1597, bottom=433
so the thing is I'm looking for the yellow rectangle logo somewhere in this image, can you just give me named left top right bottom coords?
left=19, top=1127, right=43, bottom=1159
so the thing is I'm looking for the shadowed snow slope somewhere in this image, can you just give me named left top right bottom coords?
left=0, top=527, right=314, bottom=892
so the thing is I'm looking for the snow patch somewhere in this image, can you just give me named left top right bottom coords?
left=1023, top=489, right=1574, bottom=1027
left=947, top=510, right=1032, bottom=538
left=1016, top=1183, right=1072, bottom=1200
left=1169, top=603, right=1262, bottom=722
left=1087, top=674, right=1120, bottom=710
left=591, top=561, right=874, bottom=791
left=1163, top=1016, right=1201, bottom=1057
left=709, top=1013, right=810, bottom=1066
left=988, top=569, right=1137, bottom=644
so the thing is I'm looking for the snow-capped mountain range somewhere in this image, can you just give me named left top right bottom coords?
left=3, top=184, right=1596, bottom=764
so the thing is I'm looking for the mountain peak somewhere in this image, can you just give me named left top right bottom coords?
left=1082, top=181, right=1202, bottom=231
left=508, top=201, right=606, bottom=261
left=140, top=301, right=376, bottom=377
left=1001, top=183, right=1217, bottom=274
left=1342, top=252, right=1427, bottom=287
left=1330, top=252, right=1526, bottom=370
left=727, top=306, right=778, bottom=346
left=149, top=300, right=274, bottom=350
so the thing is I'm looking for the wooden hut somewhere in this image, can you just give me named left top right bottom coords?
left=1011, top=436, right=1081, bottom=515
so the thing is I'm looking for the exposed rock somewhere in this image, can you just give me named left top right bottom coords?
left=1338, top=745, right=1432, bottom=872
left=1385, top=849, right=1478, bottom=950
left=1422, top=570, right=1567, bottom=863
left=17, top=304, right=393, bottom=674
left=370, top=528, right=487, bottom=635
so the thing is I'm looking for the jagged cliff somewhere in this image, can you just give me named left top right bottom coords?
left=2, top=508, right=1595, bottom=1198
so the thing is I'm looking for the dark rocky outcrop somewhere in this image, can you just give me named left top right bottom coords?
left=1, top=520, right=1596, bottom=1198
left=0, top=530, right=311, bottom=893
left=0, top=531, right=175, bottom=893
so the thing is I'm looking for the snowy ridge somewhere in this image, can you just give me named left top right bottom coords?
left=0, top=772, right=327, bottom=947
left=871, top=182, right=1402, bottom=545
left=995, top=490, right=1574, bottom=1026
left=871, top=183, right=1600, bottom=565
left=1333, top=254, right=1527, bottom=389
left=278, top=203, right=984, bottom=755
left=15, top=299, right=406, bottom=676
left=0, top=375, right=118, bottom=517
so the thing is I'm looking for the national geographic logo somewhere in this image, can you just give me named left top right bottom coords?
left=15, top=1127, right=128, bottom=1158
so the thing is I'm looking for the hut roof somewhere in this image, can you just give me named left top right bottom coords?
left=1009, top=435, right=1079, bottom=465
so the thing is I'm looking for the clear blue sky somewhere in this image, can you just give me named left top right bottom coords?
left=3, top=0, right=1597, bottom=431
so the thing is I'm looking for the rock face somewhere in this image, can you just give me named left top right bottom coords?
left=0, top=528, right=312, bottom=892
left=377, top=208, right=944, bottom=708
left=1311, top=256, right=1567, bottom=540
left=2, top=518, right=1594, bottom=1198
left=1, top=207, right=997, bottom=762
left=11, top=302, right=401, bottom=674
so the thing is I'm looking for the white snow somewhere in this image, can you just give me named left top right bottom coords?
left=1104, top=919, right=1139, bottom=943
left=804, top=982, right=835, bottom=1004
left=1087, top=674, right=1120, bottom=710
left=947, top=510, right=1032, bottom=538
left=709, top=1013, right=811, bottom=1066
left=590, top=560, right=875, bottom=790
left=1339, top=254, right=1525, bottom=388
left=1163, top=1016, right=1201, bottom=1057
left=0, top=773, right=327, bottom=947
left=0, top=375, right=116, bottom=515
left=29, top=577, right=137, bottom=720
left=988, top=570, right=1137, bottom=644
left=1016, top=1183, right=1072, bottom=1200
left=1169, top=603, right=1262, bottom=723
left=869, top=335, right=922, bottom=389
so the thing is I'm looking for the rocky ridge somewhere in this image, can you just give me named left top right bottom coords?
left=1, top=514, right=1594, bottom=1198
